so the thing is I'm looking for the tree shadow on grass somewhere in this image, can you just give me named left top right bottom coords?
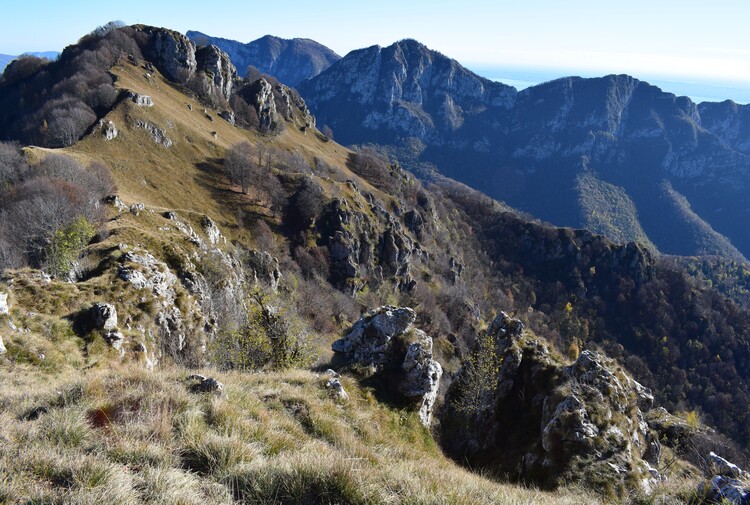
left=193, top=158, right=272, bottom=230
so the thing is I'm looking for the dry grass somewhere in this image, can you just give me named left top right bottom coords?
left=0, top=363, right=605, bottom=504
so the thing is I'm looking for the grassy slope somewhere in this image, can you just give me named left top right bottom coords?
left=0, top=58, right=705, bottom=504
left=0, top=362, right=606, bottom=504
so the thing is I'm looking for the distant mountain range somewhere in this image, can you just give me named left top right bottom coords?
left=0, top=51, right=59, bottom=73
left=297, top=39, right=750, bottom=262
left=186, top=31, right=339, bottom=86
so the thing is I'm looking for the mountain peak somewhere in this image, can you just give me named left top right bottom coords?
left=300, top=38, right=516, bottom=145
left=186, top=31, right=340, bottom=85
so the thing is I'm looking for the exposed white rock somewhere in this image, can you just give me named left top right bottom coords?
left=325, top=377, right=349, bottom=401
left=245, top=250, right=282, bottom=292
left=135, top=120, right=173, bottom=148
left=105, top=331, right=125, bottom=357
left=201, top=215, right=223, bottom=245
left=135, top=342, right=155, bottom=371
left=97, top=119, right=118, bottom=140
left=106, top=195, right=127, bottom=211
left=0, top=334, right=6, bottom=355
left=90, top=302, right=118, bottom=331
left=332, top=306, right=440, bottom=425
left=401, top=332, right=442, bottom=425
left=332, top=306, right=416, bottom=364
left=130, top=93, right=154, bottom=107
left=195, top=44, right=236, bottom=101
left=0, top=292, right=8, bottom=315
left=710, top=451, right=746, bottom=479
left=188, top=374, right=225, bottom=394
left=708, top=475, right=750, bottom=505
left=142, top=27, right=197, bottom=83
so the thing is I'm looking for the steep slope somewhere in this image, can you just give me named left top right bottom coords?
left=186, top=31, right=340, bottom=86
left=699, top=99, right=750, bottom=154
left=299, top=39, right=516, bottom=143
left=3, top=24, right=750, bottom=502
left=301, top=44, right=750, bottom=261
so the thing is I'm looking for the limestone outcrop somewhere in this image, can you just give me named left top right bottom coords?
left=138, top=26, right=197, bottom=83
left=195, top=44, right=237, bottom=101
left=443, top=312, right=662, bottom=495
left=0, top=292, right=8, bottom=315
left=128, top=92, right=154, bottom=107
left=90, top=302, right=118, bottom=331
left=332, top=306, right=441, bottom=425
left=317, top=198, right=417, bottom=293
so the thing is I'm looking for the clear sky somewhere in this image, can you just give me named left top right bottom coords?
left=2, top=0, right=749, bottom=86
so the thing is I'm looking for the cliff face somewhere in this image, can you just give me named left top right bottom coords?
left=299, top=39, right=516, bottom=144
left=186, top=31, right=340, bottom=86
left=300, top=43, right=750, bottom=262
left=442, top=313, right=662, bottom=495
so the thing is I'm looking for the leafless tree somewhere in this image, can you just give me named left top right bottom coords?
left=225, top=141, right=256, bottom=194
left=0, top=141, right=28, bottom=188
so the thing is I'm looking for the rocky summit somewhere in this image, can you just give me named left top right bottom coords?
left=300, top=41, right=750, bottom=262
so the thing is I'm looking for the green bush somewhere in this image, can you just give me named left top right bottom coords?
left=45, top=216, right=95, bottom=278
left=211, top=288, right=312, bottom=371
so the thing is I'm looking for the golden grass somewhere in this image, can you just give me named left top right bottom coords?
left=18, top=56, right=400, bottom=251
left=0, top=363, right=606, bottom=504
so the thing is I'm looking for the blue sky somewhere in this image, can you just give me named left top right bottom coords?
left=2, top=0, right=749, bottom=90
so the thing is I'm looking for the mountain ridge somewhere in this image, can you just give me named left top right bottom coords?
left=2, top=24, right=750, bottom=502
left=299, top=41, right=750, bottom=262
left=186, top=30, right=340, bottom=86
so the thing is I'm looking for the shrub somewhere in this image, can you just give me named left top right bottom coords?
left=210, top=288, right=312, bottom=371
left=44, top=216, right=96, bottom=278
left=451, top=329, right=503, bottom=415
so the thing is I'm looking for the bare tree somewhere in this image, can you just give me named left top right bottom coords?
left=44, top=97, right=96, bottom=147
left=0, top=141, right=28, bottom=188
left=225, top=141, right=256, bottom=194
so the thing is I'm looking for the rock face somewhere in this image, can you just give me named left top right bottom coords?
left=332, top=306, right=442, bottom=425
left=710, top=451, right=746, bottom=479
left=301, top=39, right=750, bottom=261
left=700, top=453, right=750, bottom=504
left=90, top=303, right=117, bottom=331
left=138, top=26, right=197, bottom=83
left=194, top=44, right=237, bottom=101
left=300, top=39, right=515, bottom=146
left=186, top=31, right=341, bottom=86
left=0, top=334, right=6, bottom=355
left=442, top=313, right=662, bottom=496
left=0, top=292, right=8, bottom=315
left=316, top=198, right=418, bottom=293
left=200, top=216, right=222, bottom=245
left=118, top=248, right=187, bottom=355
left=133, top=26, right=237, bottom=105
left=708, top=476, right=750, bottom=505
left=239, top=77, right=315, bottom=132
left=245, top=250, right=282, bottom=292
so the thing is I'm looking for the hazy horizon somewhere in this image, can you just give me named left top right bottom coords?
left=2, top=0, right=748, bottom=103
